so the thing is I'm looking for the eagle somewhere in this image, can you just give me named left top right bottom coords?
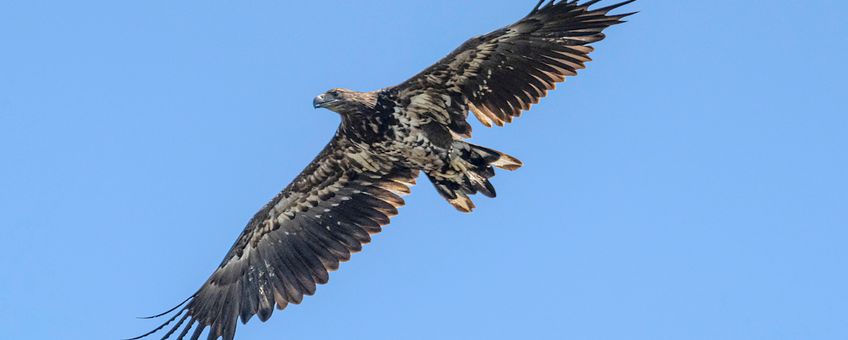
left=133, top=1, right=635, bottom=339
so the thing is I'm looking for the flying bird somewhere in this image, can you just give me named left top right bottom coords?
left=133, top=1, right=635, bottom=339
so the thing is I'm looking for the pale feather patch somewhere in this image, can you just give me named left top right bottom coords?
left=448, top=194, right=475, bottom=213
left=491, top=153, right=523, bottom=171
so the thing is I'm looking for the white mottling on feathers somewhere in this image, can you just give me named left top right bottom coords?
left=440, top=94, right=452, bottom=107
left=348, top=151, right=380, bottom=172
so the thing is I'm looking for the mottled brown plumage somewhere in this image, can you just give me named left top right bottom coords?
left=133, top=1, right=634, bottom=339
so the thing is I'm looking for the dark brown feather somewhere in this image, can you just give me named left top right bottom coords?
left=135, top=136, right=417, bottom=340
left=393, top=0, right=633, bottom=134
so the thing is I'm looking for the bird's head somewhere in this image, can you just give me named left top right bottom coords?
left=313, top=88, right=376, bottom=114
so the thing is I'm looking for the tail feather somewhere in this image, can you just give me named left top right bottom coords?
left=427, top=142, right=522, bottom=212
left=491, top=153, right=523, bottom=171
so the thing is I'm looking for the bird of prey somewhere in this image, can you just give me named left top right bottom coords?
left=133, top=1, right=635, bottom=339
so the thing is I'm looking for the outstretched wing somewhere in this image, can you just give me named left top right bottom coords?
left=392, top=0, right=635, bottom=136
left=133, top=136, right=418, bottom=340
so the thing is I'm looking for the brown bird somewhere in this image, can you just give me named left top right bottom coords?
left=133, top=1, right=635, bottom=339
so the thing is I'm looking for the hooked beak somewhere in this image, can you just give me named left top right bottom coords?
left=313, top=94, right=335, bottom=109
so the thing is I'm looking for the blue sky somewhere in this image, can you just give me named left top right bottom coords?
left=1, top=1, right=847, bottom=339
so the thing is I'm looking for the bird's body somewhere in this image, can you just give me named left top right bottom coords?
left=314, top=87, right=523, bottom=212
left=133, top=1, right=635, bottom=339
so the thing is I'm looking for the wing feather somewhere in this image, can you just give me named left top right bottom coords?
left=132, top=136, right=418, bottom=340
left=393, top=0, right=634, bottom=134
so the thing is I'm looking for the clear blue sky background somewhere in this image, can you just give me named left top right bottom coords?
left=1, top=1, right=846, bottom=339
